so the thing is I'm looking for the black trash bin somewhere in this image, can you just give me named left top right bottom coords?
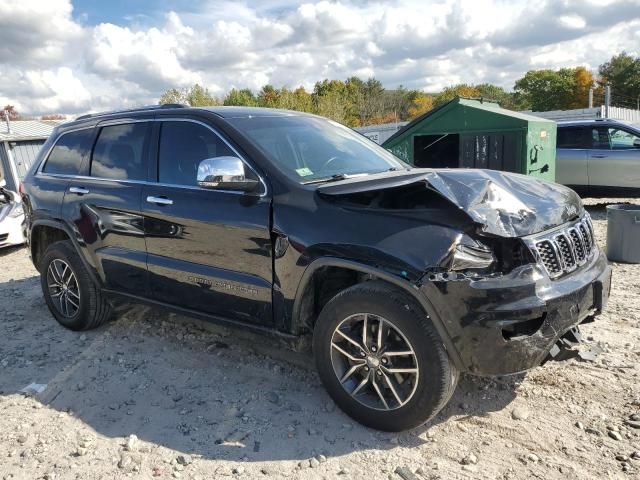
left=606, top=204, right=640, bottom=263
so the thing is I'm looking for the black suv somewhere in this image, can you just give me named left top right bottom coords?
left=22, top=105, right=611, bottom=431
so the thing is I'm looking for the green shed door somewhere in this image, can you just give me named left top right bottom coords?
left=460, top=132, right=522, bottom=173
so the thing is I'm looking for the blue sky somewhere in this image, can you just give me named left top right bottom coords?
left=1, top=0, right=639, bottom=115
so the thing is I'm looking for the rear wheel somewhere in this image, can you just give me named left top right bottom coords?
left=40, top=240, right=112, bottom=331
left=313, top=281, right=458, bottom=431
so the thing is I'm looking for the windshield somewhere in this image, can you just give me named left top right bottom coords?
left=227, top=115, right=409, bottom=183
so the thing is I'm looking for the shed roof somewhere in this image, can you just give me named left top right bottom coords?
left=0, top=119, right=64, bottom=142
left=384, top=97, right=554, bottom=146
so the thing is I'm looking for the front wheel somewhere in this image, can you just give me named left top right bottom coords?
left=313, top=281, right=458, bottom=431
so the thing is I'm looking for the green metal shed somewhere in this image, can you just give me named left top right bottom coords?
left=383, top=97, right=557, bottom=182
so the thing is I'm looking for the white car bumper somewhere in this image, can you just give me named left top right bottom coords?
left=0, top=212, right=25, bottom=248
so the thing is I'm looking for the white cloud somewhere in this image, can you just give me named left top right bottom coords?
left=0, top=0, right=638, bottom=116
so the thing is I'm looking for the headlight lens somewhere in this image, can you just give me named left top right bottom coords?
left=450, top=244, right=495, bottom=271
left=9, top=203, right=24, bottom=218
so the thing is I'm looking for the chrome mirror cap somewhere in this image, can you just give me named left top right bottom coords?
left=197, top=156, right=258, bottom=191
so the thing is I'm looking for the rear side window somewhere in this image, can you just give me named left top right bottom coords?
left=43, top=129, right=93, bottom=175
left=157, top=121, right=235, bottom=186
left=557, top=127, right=587, bottom=149
left=91, top=123, right=149, bottom=180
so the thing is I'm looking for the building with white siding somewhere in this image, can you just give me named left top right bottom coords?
left=0, top=119, right=64, bottom=192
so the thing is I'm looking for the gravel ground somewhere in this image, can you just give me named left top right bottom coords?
left=1, top=199, right=639, bottom=480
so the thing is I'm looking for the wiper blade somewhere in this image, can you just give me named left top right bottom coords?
left=303, top=173, right=356, bottom=185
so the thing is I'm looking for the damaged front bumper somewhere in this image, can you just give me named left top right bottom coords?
left=420, top=246, right=611, bottom=376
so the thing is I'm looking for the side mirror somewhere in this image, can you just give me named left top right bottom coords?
left=197, top=156, right=259, bottom=192
left=634, top=138, right=640, bottom=148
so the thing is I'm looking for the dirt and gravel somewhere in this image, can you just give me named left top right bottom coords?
left=1, top=199, right=639, bottom=480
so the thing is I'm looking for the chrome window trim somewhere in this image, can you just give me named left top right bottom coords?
left=36, top=117, right=269, bottom=197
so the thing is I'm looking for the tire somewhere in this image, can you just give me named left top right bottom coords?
left=40, top=240, right=112, bottom=331
left=313, top=280, right=458, bottom=431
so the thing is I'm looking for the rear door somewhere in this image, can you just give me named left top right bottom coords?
left=142, top=118, right=273, bottom=326
left=588, top=125, right=640, bottom=189
left=555, top=126, right=589, bottom=187
left=62, top=120, right=151, bottom=295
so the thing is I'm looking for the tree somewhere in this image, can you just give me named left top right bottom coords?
left=434, top=84, right=481, bottom=106
left=407, top=92, right=434, bottom=119
left=258, top=85, right=280, bottom=107
left=0, top=105, right=19, bottom=121
left=474, top=84, right=518, bottom=110
left=159, top=85, right=219, bottom=107
left=185, top=84, right=218, bottom=107
left=223, top=88, right=258, bottom=106
left=598, top=52, right=640, bottom=108
left=41, top=114, right=66, bottom=120
left=513, top=68, right=589, bottom=111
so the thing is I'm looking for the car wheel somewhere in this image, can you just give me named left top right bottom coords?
left=40, top=240, right=112, bottom=331
left=313, top=280, right=458, bottom=431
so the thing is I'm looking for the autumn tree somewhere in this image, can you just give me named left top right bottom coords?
left=407, top=92, right=435, bottom=119
left=0, top=105, right=19, bottom=121
left=513, top=67, right=595, bottom=111
left=434, top=84, right=481, bottom=106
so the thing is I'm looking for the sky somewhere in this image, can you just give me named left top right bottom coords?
left=0, top=0, right=639, bottom=116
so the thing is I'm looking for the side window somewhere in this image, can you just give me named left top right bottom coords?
left=591, top=127, right=611, bottom=150
left=43, top=129, right=93, bottom=175
left=609, top=128, right=640, bottom=150
left=557, top=127, right=587, bottom=149
left=91, top=123, right=149, bottom=180
left=158, top=121, right=236, bottom=186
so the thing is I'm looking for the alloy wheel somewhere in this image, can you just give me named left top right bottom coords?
left=330, top=313, right=419, bottom=411
left=46, top=259, right=81, bottom=318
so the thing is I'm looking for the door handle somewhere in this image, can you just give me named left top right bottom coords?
left=146, top=196, right=173, bottom=206
left=69, top=187, right=89, bottom=195
left=591, top=154, right=607, bottom=158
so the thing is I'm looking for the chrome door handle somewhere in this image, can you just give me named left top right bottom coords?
left=146, top=196, right=173, bottom=206
left=69, top=187, right=89, bottom=195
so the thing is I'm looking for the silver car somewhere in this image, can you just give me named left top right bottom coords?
left=556, top=119, right=640, bottom=194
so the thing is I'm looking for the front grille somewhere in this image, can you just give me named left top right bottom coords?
left=531, top=216, right=595, bottom=279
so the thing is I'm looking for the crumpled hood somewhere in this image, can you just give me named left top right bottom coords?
left=317, top=169, right=584, bottom=237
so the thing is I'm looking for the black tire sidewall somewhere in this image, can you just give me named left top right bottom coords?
left=40, top=241, right=95, bottom=331
left=313, top=282, right=455, bottom=431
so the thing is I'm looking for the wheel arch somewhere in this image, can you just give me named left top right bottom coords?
left=292, top=258, right=464, bottom=370
left=30, top=219, right=101, bottom=287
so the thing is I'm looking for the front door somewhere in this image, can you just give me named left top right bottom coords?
left=588, top=126, right=640, bottom=189
left=62, top=121, right=152, bottom=296
left=142, top=119, right=273, bottom=326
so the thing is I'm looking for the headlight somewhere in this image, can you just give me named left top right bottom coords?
left=9, top=203, right=24, bottom=218
left=450, top=243, right=495, bottom=271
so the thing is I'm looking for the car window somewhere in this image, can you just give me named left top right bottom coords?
left=557, top=127, right=588, bottom=148
left=43, top=129, right=93, bottom=175
left=591, top=127, right=611, bottom=150
left=91, top=123, right=149, bottom=180
left=157, top=121, right=236, bottom=186
left=608, top=127, right=640, bottom=150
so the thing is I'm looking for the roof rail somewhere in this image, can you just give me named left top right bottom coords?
left=75, top=103, right=186, bottom=121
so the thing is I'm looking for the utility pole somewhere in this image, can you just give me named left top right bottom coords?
left=588, top=88, right=593, bottom=109
left=605, top=84, right=611, bottom=118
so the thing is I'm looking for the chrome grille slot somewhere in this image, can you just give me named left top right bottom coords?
left=555, top=234, right=575, bottom=270
left=530, top=215, right=596, bottom=279
left=535, top=239, right=562, bottom=276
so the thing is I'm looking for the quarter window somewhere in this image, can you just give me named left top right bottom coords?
left=91, top=123, right=149, bottom=180
left=43, top=129, right=93, bottom=175
left=157, top=121, right=235, bottom=186
left=557, top=127, right=588, bottom=149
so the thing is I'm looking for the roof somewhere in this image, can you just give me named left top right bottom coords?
left=384, top=97, right=554, bottom=146
left=0, top=119, right=65, bottom=142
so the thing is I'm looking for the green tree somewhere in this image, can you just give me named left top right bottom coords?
left=159, top=88, right=187, bottom=105
left=474, top=84, right=518, bottom=110
left=513, top=68, right=584, bottom=111
left=186, top=84, right=218, bottom=107
left=434, top=84, right=481, bottom=106
left=223, top=88, right=258, bottom=106
left=257, top=84, right=280, bottom=107
left=598, top=52, right=640, bottom=108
